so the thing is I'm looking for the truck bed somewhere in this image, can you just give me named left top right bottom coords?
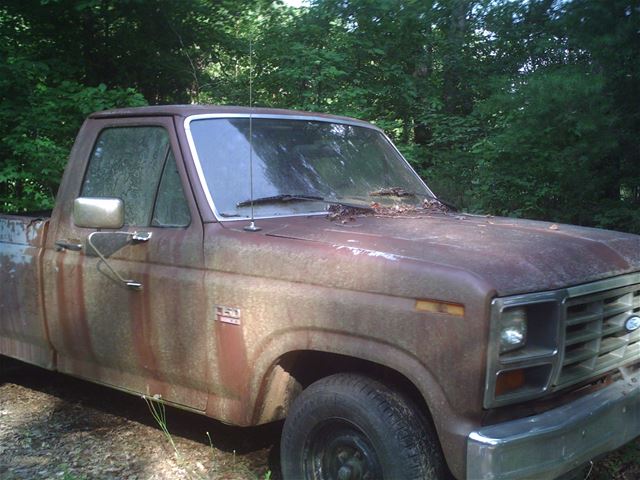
left=0, top=213, right=53, bottom=368
left=0, top=212, right=50, bottom=246
left=0, top=213, right=50, bottom=245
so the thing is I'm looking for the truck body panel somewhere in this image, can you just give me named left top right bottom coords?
left=0, top=215, right=53, bottom=369
left=1, top=105, right=638, bottom=480
left=42, top=116, right=211, bottom=411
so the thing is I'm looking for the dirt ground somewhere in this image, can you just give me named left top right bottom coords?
left=0, top=359, right=279, bottom=480
left=0, top=358, right=638, bottom=480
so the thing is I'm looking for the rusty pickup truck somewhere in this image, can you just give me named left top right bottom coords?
left=1, top=105, right=639, bottom=480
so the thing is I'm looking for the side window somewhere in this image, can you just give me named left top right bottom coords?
left=81, top=127, right=169, bottom=226
left=152, top=150, right=191, bottom=227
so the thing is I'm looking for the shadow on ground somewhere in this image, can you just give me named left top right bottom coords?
left=0, top=357, right=282, bottom=479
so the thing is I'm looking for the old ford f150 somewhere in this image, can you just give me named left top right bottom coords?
left=1, top=105, right=639, bottom=479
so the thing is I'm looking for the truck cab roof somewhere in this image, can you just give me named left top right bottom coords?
left=89, top=104, right=372, bottom=128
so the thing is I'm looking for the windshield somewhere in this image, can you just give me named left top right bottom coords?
left=188, top=117, right=433, bottom=219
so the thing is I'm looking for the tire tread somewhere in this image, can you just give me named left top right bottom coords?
left=281, top=373, right=445, bottom=480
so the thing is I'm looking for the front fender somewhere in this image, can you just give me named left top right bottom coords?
left=249, top=329, right=477, bottom=480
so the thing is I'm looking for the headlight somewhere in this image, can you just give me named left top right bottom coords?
left=484, top=294, right=563, bottom=408
left=499, top=307, right=527, bottom=353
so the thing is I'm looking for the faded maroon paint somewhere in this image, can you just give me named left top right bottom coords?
left=259, top=214, right=640, bottom=296
left=40, top=115, right=211, bottom=412
left=201, top=218, right=493, bottom=474
left=2, top=106, right=640, bottom=480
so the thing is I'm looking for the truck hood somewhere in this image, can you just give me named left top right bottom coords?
left=263, top=214, right=640, bottom=296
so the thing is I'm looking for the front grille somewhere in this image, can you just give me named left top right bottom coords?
left=556, top=283, right=640, bottom=388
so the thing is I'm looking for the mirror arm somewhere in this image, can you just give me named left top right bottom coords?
left=87, top=231, right=152, bottom=291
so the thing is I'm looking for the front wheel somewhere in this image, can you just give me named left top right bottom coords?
left=280, top=373, right=445, bottom=480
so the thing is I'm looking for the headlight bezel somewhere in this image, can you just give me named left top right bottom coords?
left=484, top=291, right=565, bottom=408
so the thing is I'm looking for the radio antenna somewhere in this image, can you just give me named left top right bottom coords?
left=244, top=34, right=261, bottom=232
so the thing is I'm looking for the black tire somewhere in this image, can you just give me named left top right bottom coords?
left=280, top=373, right=445, bottom=480
left=0, top=355, right=6, bottom=379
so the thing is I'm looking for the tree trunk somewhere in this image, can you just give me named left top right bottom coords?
left=442, top=0, right=471, bottom=114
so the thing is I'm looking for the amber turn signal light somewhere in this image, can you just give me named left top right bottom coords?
left=415, top=299, right=465, bottom=317
left=495, top=369, right=525, bottom=396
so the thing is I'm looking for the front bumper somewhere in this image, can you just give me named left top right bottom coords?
left=467, top=366, right=640, bottom=480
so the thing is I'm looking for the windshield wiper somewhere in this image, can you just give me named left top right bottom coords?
left=236, top=193, right=373, bottom=211
left=236, top=194, right=326, bottom=207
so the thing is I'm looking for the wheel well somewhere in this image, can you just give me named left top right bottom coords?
left=270, top=350, right=431, bottom=422
left=256, top=351, right=452, bottom=478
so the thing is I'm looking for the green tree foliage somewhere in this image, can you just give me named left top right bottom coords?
left=0, top=78, right=146, bottom=212
left=0, top=0, right=258, bottom=211
left=0, top=3, right=146, bottom=212
left=0, top=0, right=638, bottom=234
left=472, top=0, right=640, bottom=230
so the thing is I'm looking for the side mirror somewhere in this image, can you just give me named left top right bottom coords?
left=73, top=197, right=124, bottom=229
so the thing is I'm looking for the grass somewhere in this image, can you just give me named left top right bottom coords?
left=143, top=394, right=272, bottom=480
left=143, top=394, right=180, bottom=461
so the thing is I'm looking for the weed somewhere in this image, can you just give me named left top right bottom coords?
left=206, top=430, right=215, bottom=463
left=142, top=395, right=275, bottom=480
left=142, top=394, right=180, bottom=461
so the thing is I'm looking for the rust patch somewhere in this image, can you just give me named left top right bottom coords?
left=55, top=252, right=94, bottom=361
left=129, top=270, right=165, bottom=398
left=35, top=222, right=54, bottom=366
left=253, top=363, right=301, bottom=424
left=213, top=320, right=250, bottom=422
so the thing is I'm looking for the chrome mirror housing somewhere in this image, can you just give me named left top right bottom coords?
left=73, top=197, right=124, bottom=229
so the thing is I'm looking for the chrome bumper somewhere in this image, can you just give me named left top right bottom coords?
left=467, top=367, right=640, bottom=480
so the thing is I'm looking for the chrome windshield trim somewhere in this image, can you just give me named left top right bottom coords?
left=381, top=133, right=436, bottom=199
left=184, top=115, right=220, bottom=220
left=183, top=113, right=436, bottom=222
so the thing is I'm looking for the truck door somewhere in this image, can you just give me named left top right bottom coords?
left=42, top=117, right=211, bottom=411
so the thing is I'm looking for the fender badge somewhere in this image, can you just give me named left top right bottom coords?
left=624, top=315, right=640, bottom=333
left=216, top=306, right=241, bottom=325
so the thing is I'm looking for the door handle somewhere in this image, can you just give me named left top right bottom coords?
left=55, top=239, right=83, bottom=251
